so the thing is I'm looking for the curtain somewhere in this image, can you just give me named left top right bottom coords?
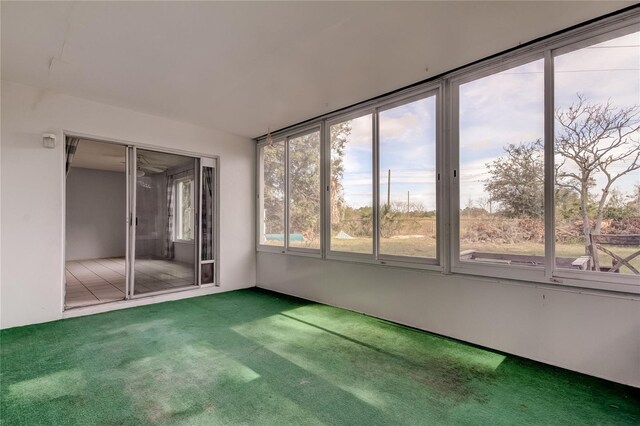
left=163, top=174, right=176, bottom=259
left=65, top=137, right=80, bottom=176
left=201, top=167, right=214, bottom=260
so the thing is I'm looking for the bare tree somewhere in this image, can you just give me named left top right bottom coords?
left=555, top=94, right=640, bottom=253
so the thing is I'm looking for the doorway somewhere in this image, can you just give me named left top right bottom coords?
left=64, top=137, right=218, bottom=309
left=65, top=139, right=127, bottom=307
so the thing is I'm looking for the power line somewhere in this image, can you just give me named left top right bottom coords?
left=499, top=68, right=640, bottom=75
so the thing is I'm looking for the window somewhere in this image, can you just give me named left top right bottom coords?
left=379, top=95, right=438, bottom=259
left=256, top=12, right=640, bottom=291
left=259, top=141, right=286, bottom=247
left=175, top=177, right=194, bottom=241
left=457, top=59, right=545, bottom=268
left=329, top=113, right=374, bottom=254
left=288, top=129, right=321, bottom=250
left=554, top=31, right=640, bottom=276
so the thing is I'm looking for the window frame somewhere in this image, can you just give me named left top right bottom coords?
left=257, top=125, right=323, bottom=258
left=548, top=23, right=640, bottom=291
left=375, top=88, right=443, bottom=268
left=325, top=107, right=377, bottom=262
left=254, top=10, right=640, bottom=294
left=286, top=126, right=324, bottom=256
left=256, top=137, right=287, bottom=252
left=449, top=52, right=547, bottom=282
left=174, top=175, right=195, bottom=242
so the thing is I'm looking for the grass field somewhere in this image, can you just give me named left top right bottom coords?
left=329, top=237, right=639, bottom=274
left=264, top=233, right=638, bottom=274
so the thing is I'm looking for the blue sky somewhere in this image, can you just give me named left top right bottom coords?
left=333, top=97, right=436, bottom=209
left=335, top=31, right=639, bottom=211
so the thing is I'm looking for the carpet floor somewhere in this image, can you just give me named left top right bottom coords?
left=1, top=288, right=638, bottom=425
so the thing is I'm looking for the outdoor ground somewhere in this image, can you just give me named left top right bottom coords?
left=1, top=288, right=638, bottom=425
left=329, top=238, right=639, bottom=274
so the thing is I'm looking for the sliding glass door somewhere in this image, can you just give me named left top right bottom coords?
left=127, top=148, right=218, bottom=297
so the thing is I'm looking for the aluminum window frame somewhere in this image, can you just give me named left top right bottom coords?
left=375, top=87, right=443, bottom=269
left=257, top=124, right=323, bottom=257
left=256, top=137, right=287, bottom=253
left=254, top=9, right=640, bottom=293
left=548, top=22, right=640, bottom=290
left=286, top=126, right=323, bottom=256
left=325, top=107, right=377, bottom=262
left=449, top=51, right=547, bottom=282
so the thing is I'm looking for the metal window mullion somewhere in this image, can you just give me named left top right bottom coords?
left=544, top=50, right=556, bottom=279
left=284, top=136, right=290, bottom=251
left=256, top=146, right=263, bottom=249
left=373, top=109, right=380, bottom=261
left=125, top=146, right=131, bottom=299
left=449, top=80, right=461, bottom=272
left=197, top=158, right=203, bottom=286
left=323, top=120, right=331, bottom=258
left=320, top=122, right=326, bottom=258
left=214, top=160, right=220, bottom=286
left=128, top=146, right=137, bottom=298
left=438, top=83, right=450, bottom=273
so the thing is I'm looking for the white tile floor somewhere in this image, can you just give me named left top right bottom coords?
left=65, top=257, right=195, bottom=308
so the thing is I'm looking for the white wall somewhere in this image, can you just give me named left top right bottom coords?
left=257, top=253, right=640, bottom=387
left=0, top=80, right=256, bottom=329
left=66, top=168, right=126, bottom=261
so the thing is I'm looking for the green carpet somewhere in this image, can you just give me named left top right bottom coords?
left=1, top=288, right=638, bottom=425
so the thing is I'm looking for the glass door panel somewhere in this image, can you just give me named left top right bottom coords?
left=132, top=149, right=198, bottom=295
left=200, top=159, right=216, bottom=284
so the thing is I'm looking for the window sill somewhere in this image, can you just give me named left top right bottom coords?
left=256, top=249, right=638, bottom=295
left=453, top=262, right=639, bottom=295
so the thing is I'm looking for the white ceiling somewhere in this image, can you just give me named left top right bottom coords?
left=72, top=139, right=193, bottom=173
left=71, top=139, right=126, bottom=172
left=1, top=1, right=634, bottom=139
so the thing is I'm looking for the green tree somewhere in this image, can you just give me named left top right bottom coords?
left=555, top=187, right=584, bottom=221
left=262, top=142, right=285, bottom=234
left=329, top=122, right=351, bottom=224
left=288, top=132, right=322, bottom=241
left=484, top=139, right=545, bottom=218
left=262, top=122, right=351, bottom=244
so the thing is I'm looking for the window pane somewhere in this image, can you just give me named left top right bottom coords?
left=289, top=130, right=321, bottom=249
left=330, top=114, right=373, bottom=254
left=176, top=183, right=184, bottom=240
left=554, top=31, right=640, bottom=275
left=379, top=96, right=437, bottom=258
left=175, top=179, right=194, bottom=241
left=459, top=59, right=545, bottom=266
left=260, top=142, right=285, bottom=246
left=201, top=166, right=215, bottom=261
left=182, top=180, right=194, bottom=240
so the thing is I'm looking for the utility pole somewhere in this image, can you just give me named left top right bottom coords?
left=387, top=169, right=391, bottom=209
left=407, top=191, right=410, bottom=213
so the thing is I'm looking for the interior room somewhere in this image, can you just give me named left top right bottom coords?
left=64, top=139, right=204, bottom=308
left=65, top=139, right=127, bottom=306
left=1, top=2, right=639, bottom=425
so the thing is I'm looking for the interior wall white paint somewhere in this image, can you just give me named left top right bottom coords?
left=0, top=80, right=256, bottom=329
left=66, top=168, right=126, bottom=261
left=174, top=241, right=195, bottom=265
left=256, top=253, right=640, bottom=387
